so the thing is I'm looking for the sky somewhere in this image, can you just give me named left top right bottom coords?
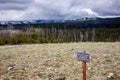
left=0, top=0, right=120, bottom=21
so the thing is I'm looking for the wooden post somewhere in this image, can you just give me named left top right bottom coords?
left=83, top=51, right=86, bottom=80
left=82, top=61, right=86, bottom=80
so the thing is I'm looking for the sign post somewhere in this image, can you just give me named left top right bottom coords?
left=77, top=51, right=90, bottom=80
left=82, top=61, right=86, bottom=80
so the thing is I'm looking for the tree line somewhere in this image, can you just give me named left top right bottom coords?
left=0, top=26, right=120, bottom=45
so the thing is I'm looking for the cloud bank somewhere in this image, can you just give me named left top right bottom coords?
left=0, top=0, right=120, bottom=21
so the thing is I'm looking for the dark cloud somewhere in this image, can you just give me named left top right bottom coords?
left=0, top=0, right=120, bottom=21
left=0, top=3, right=28, bottom=10
left=0, top=0, right=32, bottom=3
left=0, top=0, right=33, bottom=10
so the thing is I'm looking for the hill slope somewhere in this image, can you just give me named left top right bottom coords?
left=0, top=42, right=120, bottom=80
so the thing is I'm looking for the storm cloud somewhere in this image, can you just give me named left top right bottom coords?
left=0, top=0, right=120, bottom=21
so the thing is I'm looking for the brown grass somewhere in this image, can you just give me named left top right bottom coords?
left=0, top=42, right=120, bottom=80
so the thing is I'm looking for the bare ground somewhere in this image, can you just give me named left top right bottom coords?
left=0, top=42, right=120, bottom=80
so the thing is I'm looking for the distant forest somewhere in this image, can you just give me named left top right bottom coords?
left=0, top=18, right=120, bottom=45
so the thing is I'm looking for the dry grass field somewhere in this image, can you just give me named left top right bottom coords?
left=0, top=42, right=120, bottom=80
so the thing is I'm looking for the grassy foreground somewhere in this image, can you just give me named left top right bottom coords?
left=0, top=42, right=120, bottom=80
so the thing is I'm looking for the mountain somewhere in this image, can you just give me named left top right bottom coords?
left=0, top=17, right=120, bottom=29
left=0, top=17, right=97, bottom=25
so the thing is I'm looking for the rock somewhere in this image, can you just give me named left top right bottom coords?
left=88, top=67, right=91, bottom=70
left=7, top=64, right=15, bottom=70
left=107, top=75, right=111, bottom=78
left=8, top=66, right=14, bottom=70
left=22, top=61, right=26, bottom=64
left=109, top=73, right=114, bottom=77
left=107, top=73, right=114, bottom=79
left=24, top=67, right=27, bottom=70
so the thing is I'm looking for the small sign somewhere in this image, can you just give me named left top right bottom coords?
left=77, top=52, right=90, bottom=62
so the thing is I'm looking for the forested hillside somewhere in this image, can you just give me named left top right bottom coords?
left=0, top=17, right=120, bottom=45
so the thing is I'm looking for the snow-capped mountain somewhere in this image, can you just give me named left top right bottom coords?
left=0, top=17, right=97, bottom=26
left=0, top=17, right=120, bottom=29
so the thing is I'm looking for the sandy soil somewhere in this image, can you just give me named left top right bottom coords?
left=0, top=42, right=120, bottom=80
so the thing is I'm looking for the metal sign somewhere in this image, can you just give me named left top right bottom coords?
left=77, top=52, right=90, bottom=62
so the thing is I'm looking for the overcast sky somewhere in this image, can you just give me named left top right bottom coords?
left=0, top=0, right=120, bottom=21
